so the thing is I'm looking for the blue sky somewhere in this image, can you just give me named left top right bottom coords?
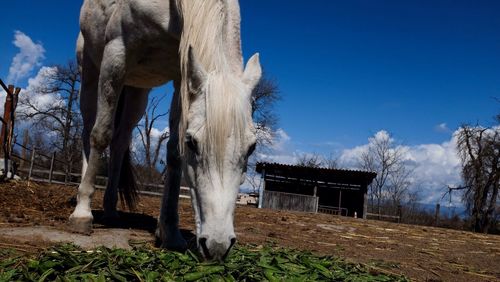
left=239, top=0, right=500, bottom=149
left=0, top=1, right=499, bottom=205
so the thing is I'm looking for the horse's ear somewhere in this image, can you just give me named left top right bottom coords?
left=187, top=46, right=207, bottom=96
left=243, top=53, right=262, bottom=90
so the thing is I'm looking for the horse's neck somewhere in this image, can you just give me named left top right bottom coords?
left=224, top=0, right=243, bottom=73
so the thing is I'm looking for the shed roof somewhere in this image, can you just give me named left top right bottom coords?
left=256, top=162, right=377, bottom=187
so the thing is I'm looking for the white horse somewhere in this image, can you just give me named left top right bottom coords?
left=70, top=0, right=261, bottom=260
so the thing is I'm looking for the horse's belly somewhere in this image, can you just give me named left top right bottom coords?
left=125, top=71, right=170, bottom=88
left=125, top=49, right=179, bottom=88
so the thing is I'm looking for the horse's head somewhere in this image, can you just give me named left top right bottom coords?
left=183, top=48, right=261, bottom=260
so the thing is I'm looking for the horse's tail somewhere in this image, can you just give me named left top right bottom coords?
left=119, top=149, right=139, bottom=210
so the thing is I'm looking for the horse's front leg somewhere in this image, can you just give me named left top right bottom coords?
left=157, top=134, right=188, bottom=251
left=157, top=81, right=188, bottom=251
left=69, top=38, right=126, bottom=234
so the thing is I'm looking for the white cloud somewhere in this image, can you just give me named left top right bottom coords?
left=253, top=128, right=298, bottom=164
left=1, top=66, right=62, bottom=120
left=405, top=136, right=461, bottom=203
left=434, top=122, right=451, bottom=133
left=339, top=130, right=395, bottom=168
left=6, top=31, right=45, bottom=84
left=339, top=130, right=462, bottom=204
left=0, top=89, right=5, bottom=109
left=15, top=67, right=67, bottom=150
left=16, top=66, right=63, bottom=115
left=149, top=126, right=169, bottom=140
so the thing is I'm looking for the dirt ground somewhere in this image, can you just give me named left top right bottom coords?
left=0, top=181, right=499, bottom=282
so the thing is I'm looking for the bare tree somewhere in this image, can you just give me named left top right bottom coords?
left=401, top=189, right=423, bottom=223
left=386, top=164, right=412, bottom=214
left=18, top=61, right=82, bottom=175
left=323, top=152, right=339, bottom=169
left=135, top=94, right=169, bottom=184
left=357, top=132, right=411, bottom=214
left=296, top=153, right=324, bottom=168
left=456, top=124, right=500, bottom=233
left=251, top=74, right=280, bottom=145
left=244, top=73, right=281, bottom=193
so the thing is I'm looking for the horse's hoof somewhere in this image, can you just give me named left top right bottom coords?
left=156, top=228, right=188, bottom=251
left=68, top=216, right=93, bottom=235
left=161, top=238, right=188, bottom=252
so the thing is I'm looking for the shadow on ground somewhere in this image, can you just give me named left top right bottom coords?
left=92, top=210, right=197, bottom=251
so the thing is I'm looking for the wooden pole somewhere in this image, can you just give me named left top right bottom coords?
left=8, top=87, right=21, bottom=157
left=0, top=85, right=13, bottom=158
left=48, top=151, right=56, bottom=183
left=28, top=148, right=36, bottom=181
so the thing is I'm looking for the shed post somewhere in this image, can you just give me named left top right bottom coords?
left=338, top=189, right=342, bottom=213
left=258, top=168, right=266, bottom=209
left=363, top=187, right=368, bottom=219
left=313, top=186, right=318, bottom=213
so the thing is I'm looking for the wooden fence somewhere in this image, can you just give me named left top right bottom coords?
left=365, top=205, right=403, bottom=223
left=317, top=205, right=349, bottom=216
left=365, top=212, right=401, bottom=223
left=10, top=141, right=191, bottom=199
left=262, top=190, right=319, bottom=213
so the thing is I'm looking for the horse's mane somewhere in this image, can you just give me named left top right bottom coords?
left=176, top=0, right=249, bottom=174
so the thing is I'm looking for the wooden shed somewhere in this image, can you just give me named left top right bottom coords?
left=256, top=162, right=377, bottom=219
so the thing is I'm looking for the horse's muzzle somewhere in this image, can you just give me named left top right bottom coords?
left=198, top=236, right=236, bottom=261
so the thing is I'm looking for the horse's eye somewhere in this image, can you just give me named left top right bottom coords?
left=246, top=143, right=256, bottom=158
left=186, top=136, right=199, bottom=154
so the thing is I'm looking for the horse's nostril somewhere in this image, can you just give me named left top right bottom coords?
left=198, top=237, right=212, bottom=259
left=222, top=237, right=237, bottom=261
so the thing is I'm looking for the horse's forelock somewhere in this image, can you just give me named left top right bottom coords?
left=202, top=73, right=251, bottom=175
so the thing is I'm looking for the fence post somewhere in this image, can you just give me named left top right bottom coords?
left=20, top=129, right=29, bottom=168
left=48, top=151, right=56, bottom=183
left=397, top=205, right=402, bottom=223
left=434, top=203, right=440, bottom=226
left=64, top=160, right=70, bottom=184
left=28, top=147, right=36, bottom=181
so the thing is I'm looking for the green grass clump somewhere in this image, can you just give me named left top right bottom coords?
left=0, top=244, right=408, bottom=281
